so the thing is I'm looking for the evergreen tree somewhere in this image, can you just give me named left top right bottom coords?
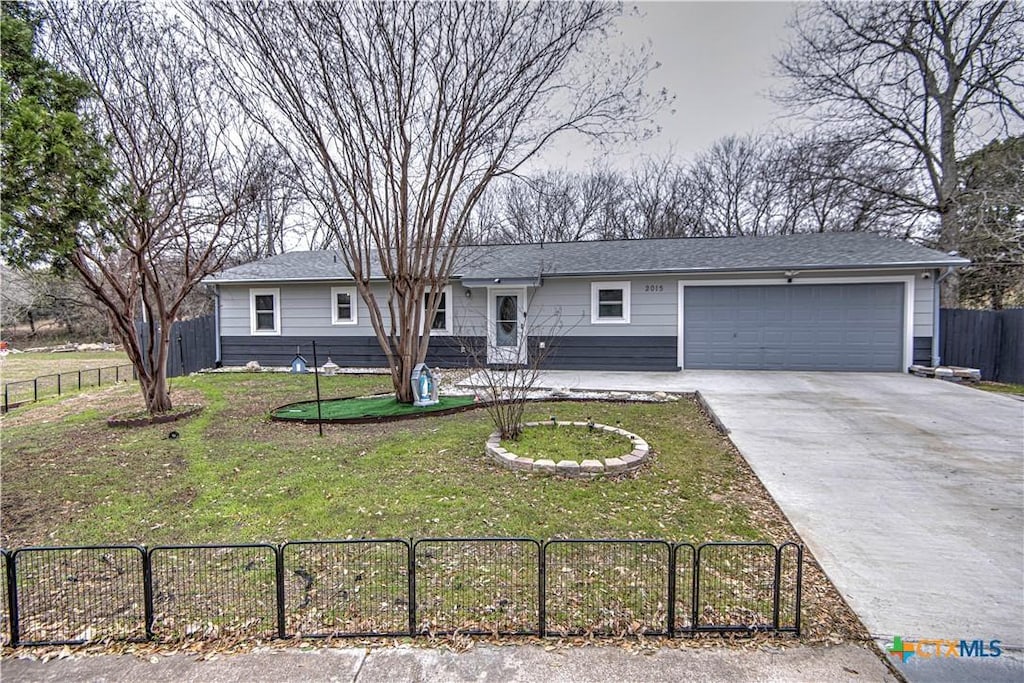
left=1, top=1, right=111, bottom=270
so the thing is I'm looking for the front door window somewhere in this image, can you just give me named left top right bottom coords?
left=496, top=294, right=518, bottom=346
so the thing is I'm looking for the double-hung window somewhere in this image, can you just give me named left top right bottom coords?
left=250, top=288, right=281, bottom=335
left=331, top=286, right=358, bottom=325
left=590, top=281, right=631, bottom=324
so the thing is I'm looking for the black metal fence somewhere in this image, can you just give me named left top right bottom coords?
left=2, top=364, right=136, bottom=413
left=0, top=539, right=802, bottom=647
left=940, top=308, right=1024, bottom=384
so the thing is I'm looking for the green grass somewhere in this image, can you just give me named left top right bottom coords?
left=273, top=394, right=476, bottom=420
left=501, top=423, right=633, bottom=461
left=0, top=350, right=129, bottom=384
left=975, top=381, right=1024, bottom=396
left=1, top=372, right=779, bottom=548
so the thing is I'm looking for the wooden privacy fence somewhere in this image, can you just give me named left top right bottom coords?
left=136, top=314, right=216, bottom=379
left=940, top=308, right=1024, bottom=384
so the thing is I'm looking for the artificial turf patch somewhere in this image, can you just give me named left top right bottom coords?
left=272, top=394, right=477, bottom=421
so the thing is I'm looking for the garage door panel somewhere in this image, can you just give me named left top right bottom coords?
left=683, top=283, right=904, bottom=371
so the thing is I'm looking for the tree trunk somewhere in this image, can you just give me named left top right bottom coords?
left=140, top=370, right=172, bottom=413
left=393, top=355, right=415, bottom=404
left=110, top=310, right=174, bottom=414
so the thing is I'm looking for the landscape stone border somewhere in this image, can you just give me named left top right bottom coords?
left=485, top=421, right=650, bottom=478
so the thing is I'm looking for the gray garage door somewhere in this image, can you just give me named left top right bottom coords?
left=683, top=283, right=904, bottom=371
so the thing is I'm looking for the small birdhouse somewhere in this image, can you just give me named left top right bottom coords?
left=289, top=353, right=308, bottom=374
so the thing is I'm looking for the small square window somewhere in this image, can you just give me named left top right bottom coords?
left=590, top=281, right=630, bottom=324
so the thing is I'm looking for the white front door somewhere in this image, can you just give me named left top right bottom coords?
left=487, top=288, right=527, bottom=365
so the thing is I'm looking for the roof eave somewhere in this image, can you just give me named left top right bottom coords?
left=523, top=260, right=970, bottom=279
left=203, top=275, right=390, bottom=285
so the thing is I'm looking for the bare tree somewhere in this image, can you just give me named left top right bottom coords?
left=228, top=145, right=306, bottom=263
left=475, top=169, right=627, bottom=244
left=193, top=1, right=660, bottom=402
left=44, top=1, right=264, bottom=413
left=456, top=293, right=572, bottom=441
left=776, top=1, right=1024, bottom=304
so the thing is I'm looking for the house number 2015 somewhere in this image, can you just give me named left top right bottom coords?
left=643, top=284, right=664, bottom=292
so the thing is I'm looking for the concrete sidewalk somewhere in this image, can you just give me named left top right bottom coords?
left=1, top=643, right=897, bottom=682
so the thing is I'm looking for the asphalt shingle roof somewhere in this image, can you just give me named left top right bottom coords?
left=208, top=232, right=968, bottom=283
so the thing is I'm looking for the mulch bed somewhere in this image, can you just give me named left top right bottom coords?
left=106, top=404, right=203, bottom=428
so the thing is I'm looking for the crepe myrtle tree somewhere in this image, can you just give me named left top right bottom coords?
left=193, top=1, right=664, bottom=403
left=13, top=2, right=267, bottom=414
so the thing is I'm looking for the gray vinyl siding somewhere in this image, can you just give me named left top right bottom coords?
left=524, top=276, right=678, bottom=337
left=221, top=335, right=483, bottom=368
left=216, top=268, right=937, bottom=370
left=219, top=283, right=391, bottom=336
left=219, top=282, right=486, bottom=338
left=912, top=272, right=934, bottom=337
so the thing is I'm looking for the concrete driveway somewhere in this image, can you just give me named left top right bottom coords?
left=517, top=370, right=1024, bottom=681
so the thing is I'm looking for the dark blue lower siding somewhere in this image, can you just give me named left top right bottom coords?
left=221, top=335, right=680, bottom=371
left=532, top=336, right=679, bottom=371
left=221, top=336, right=483, bottom=369
left=913, top=336, right=933, bottom=365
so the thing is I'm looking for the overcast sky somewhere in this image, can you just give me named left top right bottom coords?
left=542, top=1, right=798, bottom=170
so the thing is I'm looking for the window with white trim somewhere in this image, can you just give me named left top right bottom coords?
left=424, top=285, right=452, bottom=335
left=590, top=281, right=630, bottom=324
left=331, top=286, right=358, bottom=325
left=250, top=288, right=281, bottom=335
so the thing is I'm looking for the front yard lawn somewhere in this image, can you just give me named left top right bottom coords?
left=975, top=380, right=1024, bottom=396
left=0, top=373, right=788, bottom=548
left=0, top=371, right=867, bottom=644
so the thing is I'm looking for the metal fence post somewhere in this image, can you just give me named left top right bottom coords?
left=142, top=547, right=155, bottom=640
left=667, top=545, right=677, bottom=637
left=6, top=551, right=20, bottom=646
left=177, top=334, right=185, bottom=376
left=772, top=545, right=782, bottom=630
left=275, top=545, right=286, bottom=639
left=78, top=370, right=82, bottom=390
left=538, top=540, right=546, bottom=637
left=3, top=384, right=8, bottom=413
left=57, top=373, right=61, bottom=396
left=32, top=378, right=37, bottom=403
left=794, top=545, right=804, bottom=636
left=408, top=539, right=417, bottom=636
left=692, top=545, right=701, bottom=630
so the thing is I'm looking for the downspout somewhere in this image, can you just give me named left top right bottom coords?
left=932, top=267, right=955, bottom=367
left=213, top=284, right=222, bottom=368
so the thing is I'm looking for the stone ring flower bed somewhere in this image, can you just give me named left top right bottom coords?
left=486, top=421, right=651, bottom=478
